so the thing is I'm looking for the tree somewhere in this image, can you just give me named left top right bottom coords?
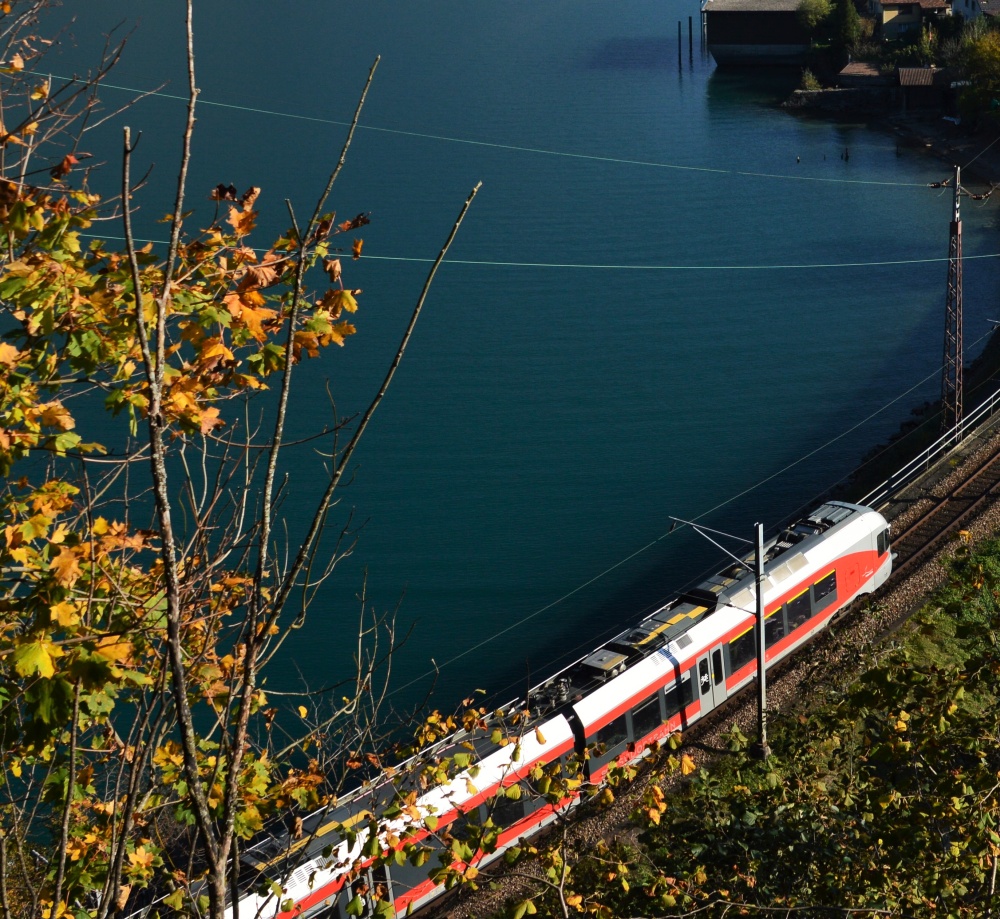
left=833, top=0, right=861, bottom=53
left=796, top=0, right=832, bottom=35
left=961, top=29, right=1000, bottom=125
left=0, top=3, right=479, bottom=918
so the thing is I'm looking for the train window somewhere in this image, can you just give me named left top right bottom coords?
left=812, top=571, right=837, bottom=611
left=764, top=609, right=786, bottom=648
left=785, top=588, right=812, bottom=631
left=664, top=677, right=693, bottom=719
left=630, top=694, right=664, bottom=742
left=729, top=626, right=756, bottom=673
left=698, top=659, right=711, bottom=695
left=488, top=785, right=527, bottom=832
left=596, top=713, right=629, bottom=750
left=712, top=648, right=724, bottom=685
left=877, top=529, right=889, bottom=557
left=386, top=840, right=442, bottom=898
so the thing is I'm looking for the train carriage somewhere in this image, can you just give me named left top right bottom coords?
left=161, top=502, right=891, bottom=919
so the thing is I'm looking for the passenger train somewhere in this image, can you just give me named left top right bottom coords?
left=220, top=501, right=891, bottom=919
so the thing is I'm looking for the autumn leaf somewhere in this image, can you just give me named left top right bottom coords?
left=50, top=154, right=79, bottom=180
left=51, top=546, right=82, bottom=586
left=0, top=342, right=21, bottom=367
left=198, top=406, right=222, bottom=434
left=329, top=289, right=358, bottom=314
left=245, top=260, right=278, bottom=288
left=339, top=212, right=370, bottom=232
left=227, top=205, right=257, bottom=237
left=210, top=183, right=237, bottom=201
left=49, top=601, right=80, bottom=627
left=12, top=640, right=63, bottom=678
left=680, top=754, right=696, bottom=776
left=128, top=846, right=155, bottom=869
left=352, top=238, right=363, bottom=260
left=39, top=402, right=75, bottom=431
left=240, top=186, right=261, bottom=210
left=324, top=257, right=342, bottom=282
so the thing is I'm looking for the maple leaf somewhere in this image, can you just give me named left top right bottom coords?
left=94, top=636, right=134, bottom=663
left=198, top=406, right=222, bottom=435
left=339, top=212, right=370, bottom=232
left=210, top=183, right=238, bottom=201
left=128, top=846, right=155, bottom=869
left=245, top=261, right=278, bottom=288
left=240, top=186, right=261, bottom=210
left=227, top=205, right=257, bottom=237
left=12, top=640, right=62, bottom=678
left=328, top=289, right=358, bottom=314
left=39, top=402, right=75, bottom=431
left=324, top=257, right=342, bottom=282
left=239, top=303, right=278, bottom=343
left=0, top=342, right=21, bottom=367
left=51, top=546, right=82, bottom=586
left=50, top=154, right=78, bottom=180
left=50, top=601, right=80, bottom=627
left=293, top=331, right=320, bottom=360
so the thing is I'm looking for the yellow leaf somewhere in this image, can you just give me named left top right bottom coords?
left=680, top=754, right=696, bottom=776
left=298, top=705, right=308, bottom=718
left=94, top=636, right=133, bottom=663
left=50, top=601, right=79, bottom=627
left=13, top=640, right=62, bottom=678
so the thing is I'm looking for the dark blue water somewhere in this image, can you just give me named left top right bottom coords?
left=52, top=2, right=1000, bottom=710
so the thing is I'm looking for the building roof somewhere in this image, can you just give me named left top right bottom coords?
left=702, top=0, right=801, bottom=11
left=839, top=62, right=883, bottom=79
left=918, top=0, right=951, bottom=8
left=898, top=66, right=940, bottom=86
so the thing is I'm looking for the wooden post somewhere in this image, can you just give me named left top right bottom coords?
left=678, top=21, right=682, bottom=68
left=689, top=16, right=693, bottom=61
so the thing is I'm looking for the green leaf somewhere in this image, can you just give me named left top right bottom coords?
left=13, top=640, right=59, bottom=678
left=346, top=895, right=365, bottom=917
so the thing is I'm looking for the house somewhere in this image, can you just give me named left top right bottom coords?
left=837, top=61, right=894, bottom=86
left=703, top=0, right=811, bottom=66
left=897, top=65, right=950, bottom=110
left=867, top=0, right=950, bottom=38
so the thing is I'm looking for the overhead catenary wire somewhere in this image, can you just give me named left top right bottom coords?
left=37, top=70, right=936, bottom=190
left=77, top=233, right=1000, bottom=273
left=379, top=342, right=977, bottom=704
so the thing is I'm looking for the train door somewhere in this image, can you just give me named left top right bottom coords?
left=696, top=648, right=727, bottom=711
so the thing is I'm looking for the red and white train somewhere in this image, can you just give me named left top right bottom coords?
left=225, top=500, right=891, bottom=919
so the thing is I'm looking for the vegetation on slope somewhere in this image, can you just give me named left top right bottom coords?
left=499, top=538, right=1000, bottom=917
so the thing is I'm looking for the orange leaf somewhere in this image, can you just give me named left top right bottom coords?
left=39, top=402, right=75, bottom=431
left=352, top=238, right=363, bottom=260
left=199, top=406, right=222, bottom=435
left=0, top=342, right=21, bottom=367
left=51, top=547, right=82, bottom=587
left=324, top=257, right=342, bottom=282
left=227, top=205, right=257, bottom=237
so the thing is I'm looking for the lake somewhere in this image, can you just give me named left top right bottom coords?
left=49, top=0, right=1000, bottom=713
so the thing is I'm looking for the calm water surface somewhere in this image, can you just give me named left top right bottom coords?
left=54, top=1, right=1000, bottom=709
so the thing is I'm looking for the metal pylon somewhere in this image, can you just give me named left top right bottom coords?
left=942, top=164, right=963, bottom=440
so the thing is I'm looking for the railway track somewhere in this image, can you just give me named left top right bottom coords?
left=436, top=432, right=1000, bottom=919
left=885, top=442, right=1000, bottom=580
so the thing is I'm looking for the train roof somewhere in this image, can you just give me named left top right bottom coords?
left=523, top=501, right=883, bottom=721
